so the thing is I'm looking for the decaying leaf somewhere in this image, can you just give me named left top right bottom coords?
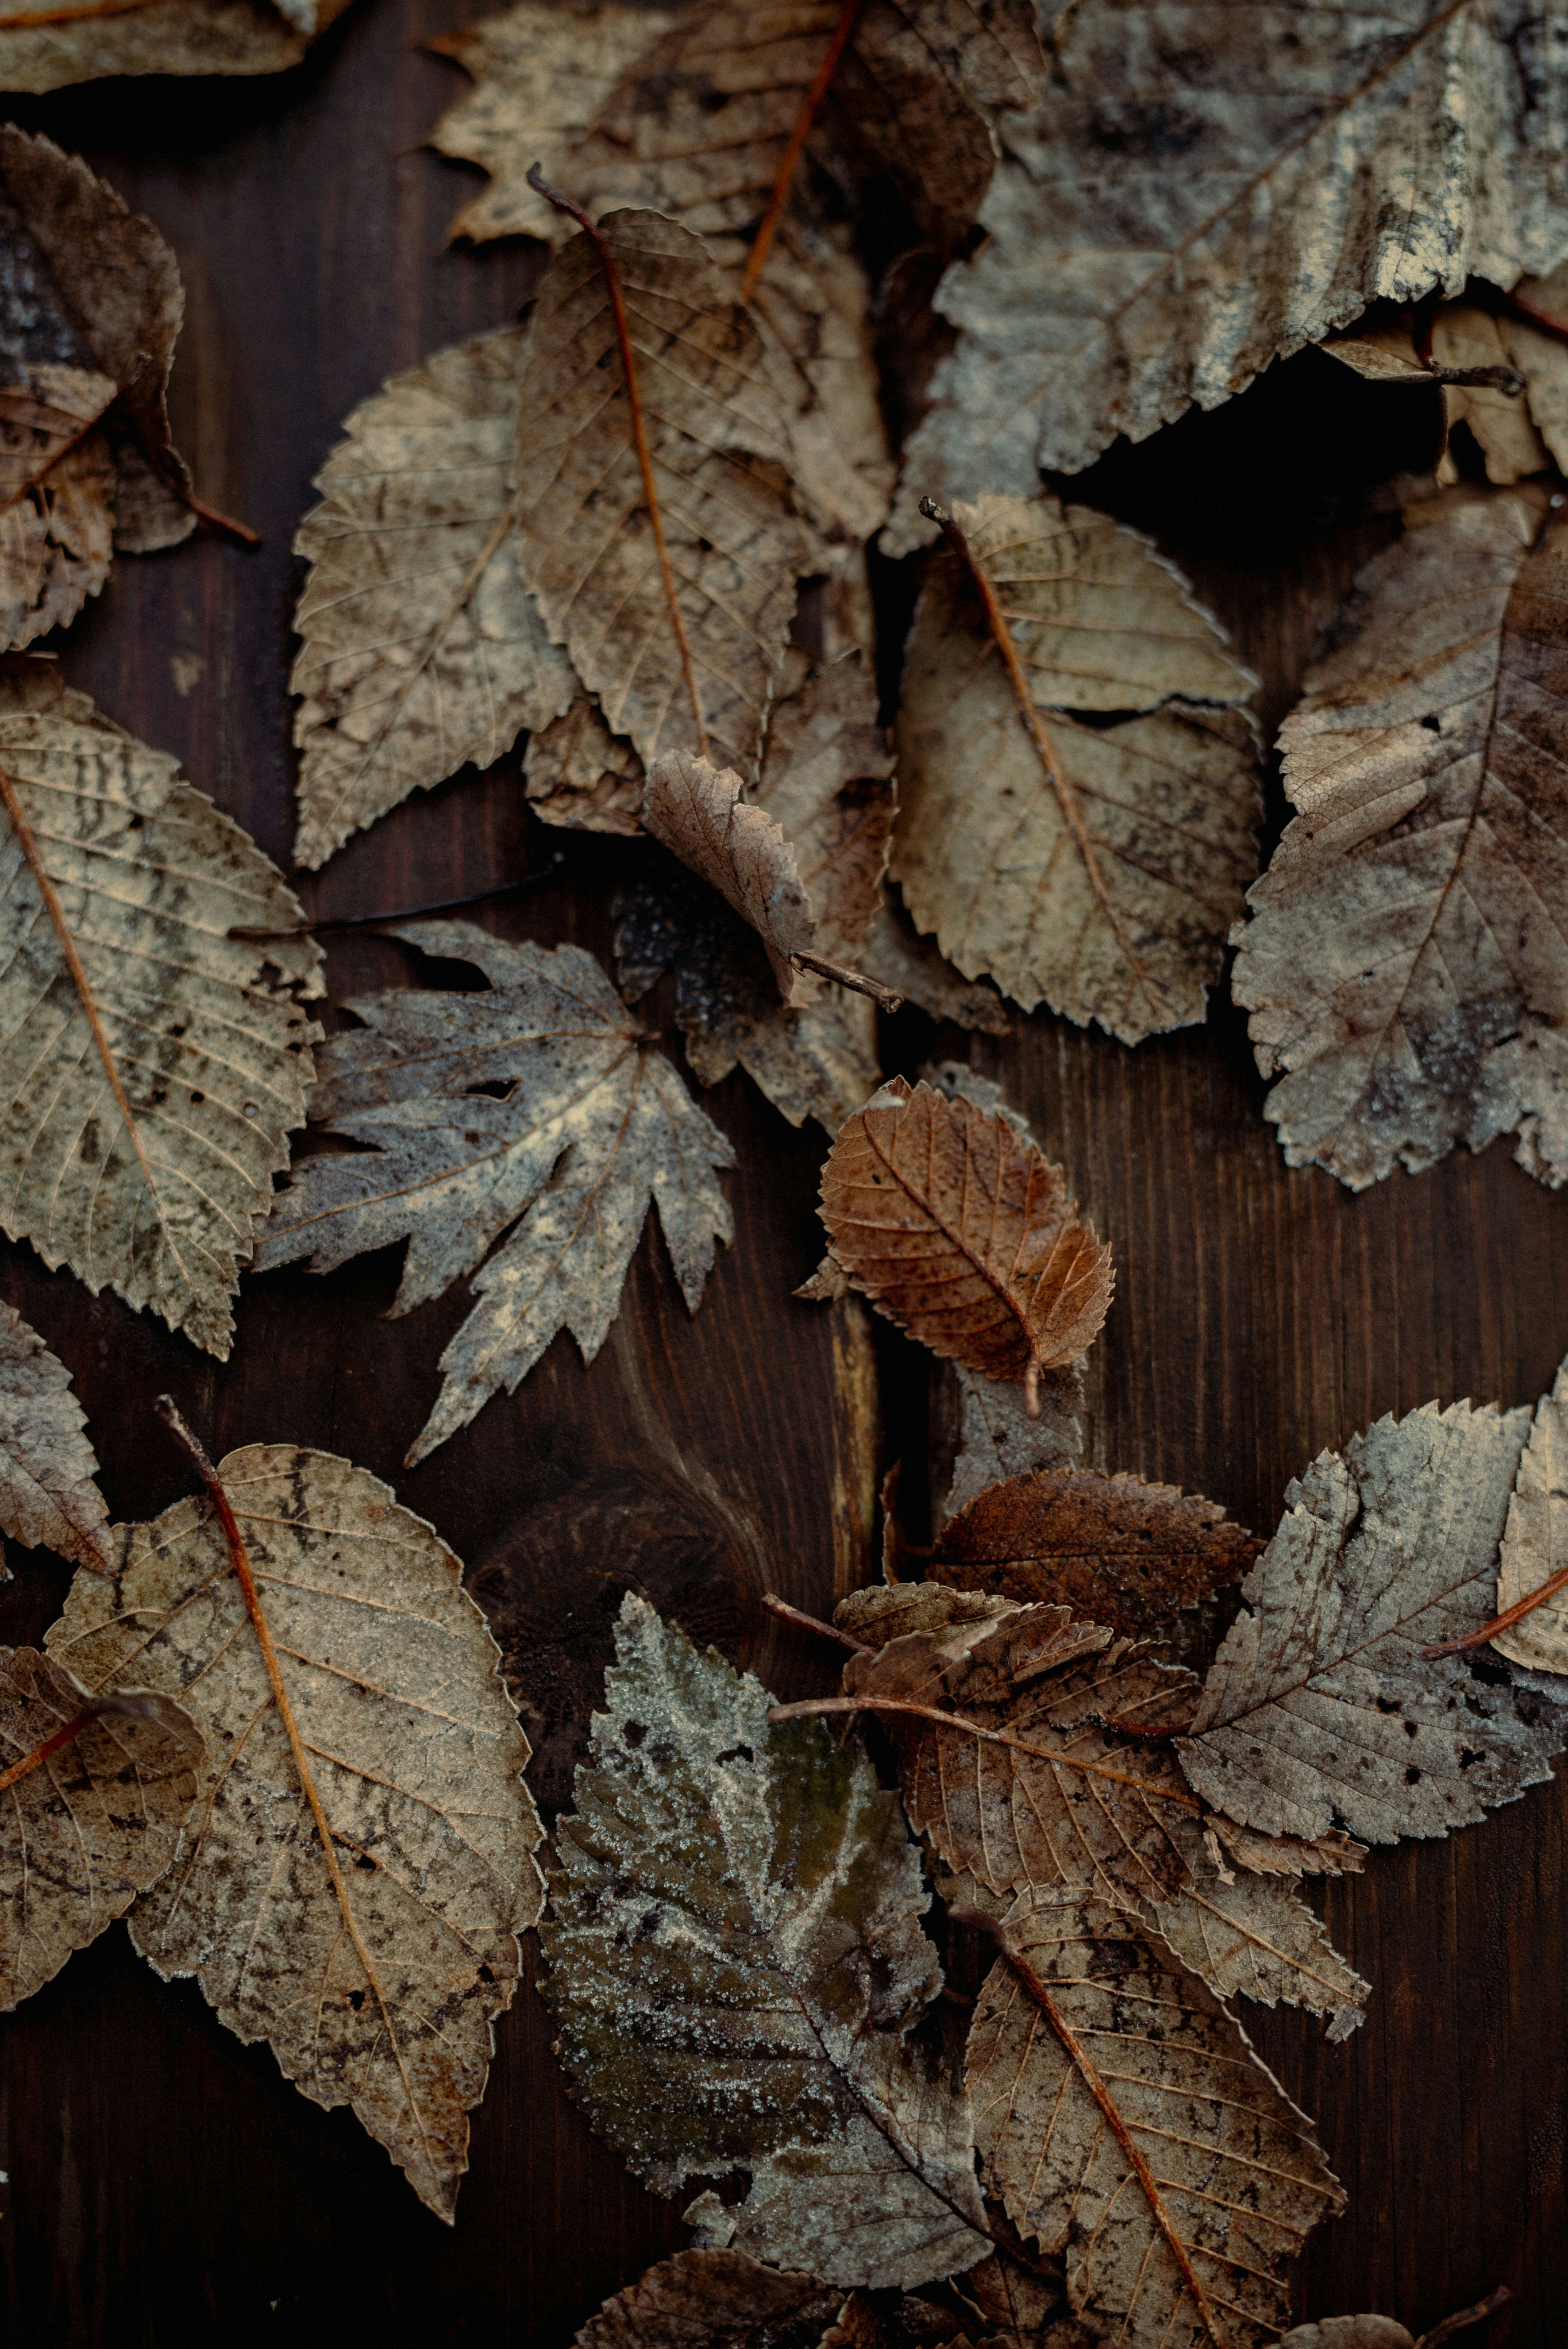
left=0, top=367, right=116, bottom=652
left=896, top=496, right=1258, bottom=1041
left=1180, top=1399, right=1567, bottom=1844
left=964, top=1894, right=1344, bottom=2341
left=886, top=1, right=1568, bottom=549
left=817, top=1078, right=1113, bottom=1412
left=1491, top=1355, right=1568, bottom=1678
left=1232, top=486, right=1568, bottom=1191
left=290, top=324, right=574, bottom=868
left=0, top=1299, right=108, bottom=1571
left=643, top=750, right=817, bottom=1000
left=512, top=207, right=814, bottom=780
left=574, top=2248, right=842, bottom=2349
left=1325, top=279, right=1568, bottom=482
left=0, top=0, right=354, bottom=94
left=940, top=1365, right=1084, bottom=1527
left=860, top=896, right=1011, bottom=1037
left=527, top=692, right=644, bottom=836
left=0, top=679, right=322, bottom=1356
left=541, top=1594, right=989, bottom=2290
left=0, top=1649, right=203, bottom=2010
left=254, top=922, right=733, bottom=1465
left=46, top=1439, right=543, bottom=2222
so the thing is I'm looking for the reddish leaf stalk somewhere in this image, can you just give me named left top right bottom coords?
left=761, top=1591, right=872, bottom=1652
left=790, top=950, right=903, bottom=1012
left=186, top=494, right=262, bottom=547
left=1420, top=1559, right=1568, bottom=1658
left=740, top=0, right=866, bottom=302
left=0, top=1708, right=96, bottom=1794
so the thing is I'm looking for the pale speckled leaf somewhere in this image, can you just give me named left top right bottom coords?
left=0, top=0, right=354, bottom=94
left=527, top=692, right=645, bottom=837
left=541, top=1594, right=989, bottom=2291
left=1180, top=1399, right=1567, bottom=1844
left=46, top=1443, right=543, bottom=2222
left=0, top=1300, right=108, bottom=1570
left=1230, top=487, right=1568, bottom=1190
left=1492, top=1353, right=1568, bottom=1676
left=0, top=366, right=116, bottom=651
left=290, top=324, right=574, bottom=868
left=886, top=0, right=1568, bottom=551
left=254, top=922, right=733, bottom=1465
left=0, top=1647, right=202, bottom=2010
left=941, top=1366, right=1083, bottom=1527
left=573, top=2247, right=842, bottom=2349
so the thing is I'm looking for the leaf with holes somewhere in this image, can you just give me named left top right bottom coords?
left=0, top=0, right=355, bottom=94
left=0, top=1299, right=108, bottom=1572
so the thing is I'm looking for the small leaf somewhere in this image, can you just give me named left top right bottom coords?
left=643, top=749, right=817, bottom=1000
left=573, top=2247, right=841, bottom=2349
left=527, top=692, right=645, bottom=836
left=0, top=1299, right=109, bottom=1571
left=0, top=367, right=116, bottom=650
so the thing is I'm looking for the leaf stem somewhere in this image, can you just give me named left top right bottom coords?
left=186, top=493, right=262, bottom=547
left=761, top=1590, right=872, bottom=1652
left=790, top=950, right=903, bottom=1011
left=0, top=1708, right=95, bottom=1794
left=1420, top=1560, right=1568, bottom=1658
left=740, top=0, right=865, bottom=301
left=229, top=853, right=566, bottom=941
left=525, top=164, right=709, bottom=756
left=1414, top=2287, right=1510, bottom=2349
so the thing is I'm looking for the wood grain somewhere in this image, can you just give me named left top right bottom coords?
left=0, top=5, right=1556, bottom=2344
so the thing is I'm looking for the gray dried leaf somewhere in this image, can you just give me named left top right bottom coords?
left=542, top=1594, right=989, bottom=2290
left=1231, top=487, right=1568, bottom=1189
left=0, top=1300, right=108, bottom=1571
left=574, top=2248, right=842, bottom=2349
left=526, top=691, right=644, bottom=836
left=941, top=1366, right=1083, bottom=1527
left=46, top=1443, right=543, bottom=2221
left=0, top=0, right=353, bottom=93
left=1179, top=1398, right=1567, bottom=1844
left=255, top=922, right=733, bottom=1464
left=290, top=324, right=574, bottom=868
left=0, top=1647, right=203, bottom=2009
left=1491, top=1353, right=1568, bottom=1678
left=0, top=367, right=116, bottom=650
left=0, top=687, right=322, bottom=1357
left=887, top=1, right=1568, bottom=549
left=1142, top=1823, right=1371, bottom=2035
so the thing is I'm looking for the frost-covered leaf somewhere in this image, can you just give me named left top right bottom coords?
left=541, top=1594, right=989, bottom=2290
left=0, top=1300, right=108, bottom=1571
left=0, top=0, right=354, bottom=93
left=573, top=2248, right=842, bottom=2349
left=254, top=922, right=732, bottom=1464
left=46, top=1442, right=543, bottom=2221
left=290, top=324, right=574, bottom=868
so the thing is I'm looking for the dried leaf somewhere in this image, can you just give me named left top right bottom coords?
left=1431, top=304, right=1551, bottom=482
left=1277, top=2324, right=1414, bottom=2349
left=964, top=1894, right=1344, bottom=2342
left=835, top=1579, right=1019, bottom=1650
left=895, top=496, right=1258, bottom=1041
left=290, top=324, right=574, bottom=869
left=817, top=1078, right=1113, bottom=1408
left=860, top=895, right=1012, bottom=1037
left=1179, top=1398, right=1567, bottom=1844
left=512, top=208, right=813, bottom=779
left=1231, top=486, right=1568, bottom=1190
left=1326, top=285, right=1568, bottom=480
left=574, top=2248, right=842, bottom=2349
left=0, top=1649, right=203, bottom=2009
left=0, top=366, right=116, bottom=651
left=955, top=2252, right=1077, bottom=2349
left=527, top=692, right=645, bottom=836
left=541, top=1593, right=989, bottom=2290
left=0, top=684, right=322, bottom=1356
left=46, top=1441, right=543, bottom=2221
left=254, top=922, right=732, bottom=1465
left=1491, top=1354, right=1568, bottom=1677
left=886, top=2, right=1568, bottom=548
left=0, top=0, right=353, bottom=93
left=941, top=1367, right=1083, bottom=1527
left=0, top=1299, right=108, bottom=1571
left=643, top=750, right=817, bottom=1000
left=1142, top=1845, right=1371, bottom=2039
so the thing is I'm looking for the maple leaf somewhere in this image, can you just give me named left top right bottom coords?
left=1179, top=1398, right=1568, bottom=1845
left=289, top=323, right=574, bottom=869
left=815, top=1077, right=1113, bottom=1414
left=0, top=0, right=354, bottom=92
left=541, top=1593, right=990, bottom=2290
left=895, top=495, right=1259, bottom=1042
left=963, top=1894, right=1344, bottom=2346
left=573, top=2249, right=842, bottom=2349
left=1491, top=1355, right=1568, bottom=1679
left=0, top=1300, right=109, bottom=1572
left=0, top=671, right=322, bottom=1356
left=0, top=1649, right=203, bottom=2010
left=46, top=1420, right=544, bottom=2222
left=527, top=690, right=645, bottom=836
left=253, top=922, right=734, bottom=1465
left=1231, top=485, right=1568, bottom=1190
left=885, top=0, right=1568, bottom=550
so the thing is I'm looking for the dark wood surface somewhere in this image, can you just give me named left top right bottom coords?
left=0, top=6, right=1560, bottom=2343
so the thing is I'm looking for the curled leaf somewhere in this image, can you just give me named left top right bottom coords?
left=1490, top=1354, right=1568, bottom=1679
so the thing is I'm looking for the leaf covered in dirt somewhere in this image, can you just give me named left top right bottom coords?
left=254, top=922, right=732, bottom=1464
left=541, top=1594, right=989, bottom=2290
left=0, top=1300, right=108, bottom=1570
left=574, top=2248, right=841, bottom=2349
left=0, top=0, right=354, bottom=95
left=46, top=1441, right=543, bottom=2222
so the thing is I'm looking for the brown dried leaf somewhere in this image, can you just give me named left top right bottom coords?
left=1142, top=1833, right=1371, bottom=2037
left=1491, top=1354, right=1568, bottom=1678
left=895, top=496, right=1259, bottom=1041
left=860, top=895, right=1012, bottom=1036
left=1206, top=1814, right=1365, bottom=1881
left=574, top=2248, right=841, bottom=2349
left=290, top=324, right=574, bottom=868
left=526, top=691, right=644, bottom=836
left=965, top=1894, right=1344, bottom=2343
left=0, top=1300, right=108, bottom=1571
left=1326, top=285, right=1568, bottom=481
left=0, top=366, right=116, bottom=650
left=0, top=1648, right=203, bottom=2009
left=1231, top=486, right=1568, bottom=1190
left=643, top=750, right=817, bottom=1001
left=817, top=1078, right=1113, bottom=1407
left=46, top=1443, right=544, bottom=2222
left=0, top=0, right=354, bottom=93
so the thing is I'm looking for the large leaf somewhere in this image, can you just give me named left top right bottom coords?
left=46, top=1440, right=544, bottom=2222
left=0, top=676, right=323, bottom=1357
left=1231, top=485, right=1568, bottom=1190
left=254, top=922, right=733, bottom=1464
left=541, top=1594, right=990, bottom=2290
left=886, top=0, right=1568, bottom=548
left=0, top=1300, right=108, bottom=1571
left=0, top=0, right=355, bottom=93
left=290, top=324, right=574, bottom=868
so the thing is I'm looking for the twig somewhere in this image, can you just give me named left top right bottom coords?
left=790, top=951, right=903, bottom=1012
left=1420, top=1561, right=1568, bottom=1658
left=229, top=854, right=566, bottom=941
left=1415, top=2287, right=1510, bottom=2349
left=761, top=1591, right=872, bottom=1653
left=740, top=0, right=865, bottom=301
left=186, top=494, right=262, bottom=547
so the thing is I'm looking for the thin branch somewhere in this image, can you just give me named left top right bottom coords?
left=761, top=1591, right=871, bottom=1653
left=1415, top=2287, right=1510, bottom=2349
left=1420, top=1559, right=1568, bottom=1658
left=229, top=854, right=566, bottom=942
left=740, top=0, right=865, bottom=301
left=187, top=494, right=262, bottom=548
left=526, top=164, right=708, bottom=756
left=790, top=950, right=904, bottom=1012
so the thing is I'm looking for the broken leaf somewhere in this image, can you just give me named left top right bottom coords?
left=254, top=922, right=733, bottom=1465
left=526, top=691, right=644, bottom=836
left=964, top=1894, right=1344, bottom=2341
left=290, top=323, right=574, bottom=869
left=817, top=1078, right=1113, bottom=1411
left=0, top=680, right=322, bottom=1356
left=0, top=366, right=116, bottom=652
left=1231, top=485, right=1568, bottom=1190
left=886, top=2, right=1568, bottom=548
left=1491, top=1355, right=1568, bottom=1679
left=574, top=2248, right=842, bottom=2349
left=46, top=1438, right=543, bottom=2222
left=940, top=1366, right=1084, bottom=1527
left=1179, top=1398, right=1567, bottom=1844
left=541, top=1593, right=989, bottom=2290
left=0, top=1648, right=203, bottom=2010
left=0, top=1299, right=108, bottom=1571
left=859, top=895, right=1011, bottom=1037
left=895, top=496, right=1259, bottom=1041
left=0, top=0, right=354, bottom=93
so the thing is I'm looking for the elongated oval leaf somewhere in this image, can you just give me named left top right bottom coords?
left=0, top=1299, right=108, bottom=1570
